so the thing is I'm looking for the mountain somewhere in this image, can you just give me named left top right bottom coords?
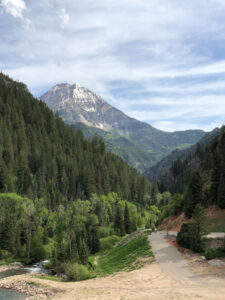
left=144, top=128, right=221, bottom=182
left=40, top=83, right=205, bottom=172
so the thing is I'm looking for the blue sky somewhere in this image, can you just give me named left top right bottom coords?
left=1, top=0, right=225, bottom=131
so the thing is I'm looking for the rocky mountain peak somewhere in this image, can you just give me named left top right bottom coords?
left=41, top=83, right=114, bottom=129
left=42, top=83, right=104, bottom=112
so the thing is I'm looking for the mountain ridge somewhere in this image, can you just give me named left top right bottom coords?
left=41, top=83, right=205, bottom=172
left=144, top=128, right=221, bottom=182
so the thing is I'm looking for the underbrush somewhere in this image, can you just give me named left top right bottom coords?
left=203, top=247, right=225, bottom=260
left=56, top=262, right=95, bottom=281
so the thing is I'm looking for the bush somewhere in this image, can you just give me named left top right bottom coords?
left=98, top=226, right=112, bottom=238
left=61, top=263, right=94, bottom=281
left=204, top=248, right=225, bottom=260
left=0, top=249, right=13, bottom=260
left=176, top=222, right=204, bottom=252
left=31, top=236, right=47, bottom=261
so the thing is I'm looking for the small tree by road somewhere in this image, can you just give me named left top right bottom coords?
left=177, top=204, right=209, bottom=252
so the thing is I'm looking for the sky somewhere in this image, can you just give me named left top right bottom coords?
left=1, top=0, right=225, bottom=132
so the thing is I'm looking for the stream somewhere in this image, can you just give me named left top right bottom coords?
left=0, top=261, right=49, bottom=300
left=0, top=289, right=26, bottom=300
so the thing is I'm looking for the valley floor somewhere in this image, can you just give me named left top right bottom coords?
left=1, top=232, right=225, bottom=300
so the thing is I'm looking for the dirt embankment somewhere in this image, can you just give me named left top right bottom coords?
left=159, top=212, right=187, bottom=231
left=159, top=205, right=225, bottom=232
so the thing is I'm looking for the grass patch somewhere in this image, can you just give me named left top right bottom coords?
left=96, top=232, right=154, bottom=276
left=99, top=235, right=123, bottom=253
left=33, top=275, right=62, bottom=282
left=208, top=215, right=225, bottom=232
left=26, top=281, right=41, bottom=287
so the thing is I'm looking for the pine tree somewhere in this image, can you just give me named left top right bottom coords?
left=192, top=203, right=209, bottom=251
left=217, top=174, right=225, bottom=209
left=90, top=226, right=100, bottom=254
left=79, top=239, right=88, bottom=264
left=114, top=205, right=125, bottom=236
left=0, top=159, right=7, bottom=192
left=184, top=171, right=203, bottom=218
left=124, top=203, right=131, bottom=234
left=210, top=148, right=223, bottom=203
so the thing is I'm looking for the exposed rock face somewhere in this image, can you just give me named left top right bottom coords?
left=40, top=83, right=156, bottom=135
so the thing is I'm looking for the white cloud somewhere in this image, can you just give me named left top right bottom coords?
left=58, top=8, right=70, bottom=27
left=1, top=0, right=26, bottom=18
left=152, top=121, right=222, bottom=132
left=2, top=0, right=225, bottom=131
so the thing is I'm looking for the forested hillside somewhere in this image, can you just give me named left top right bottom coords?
left=74, top=122, right=151, bottom=172
left=158, top=128, right=221, bottom=194
left=184, top=126, right=225, bottom=214
left=0, top=73, right=150, bottom=207
left=0, top=73, right=159, bottom=276
left=144, top=128, right=221, bottom=183
left=161, top=126, right=225, bottom=219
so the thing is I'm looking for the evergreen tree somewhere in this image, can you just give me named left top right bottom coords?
left=79, top=239, right=88, bottom=265
left=124, top=203, right=131, bottom=234
left=114, top=205, right=125, bottom=236
left=90, top=226, right=100, bottom=254
left=184, top=171, right=203, bottom=218
left=192, top=203, right=209, bottom=251
left=210, top=148, right=223, bottom=203
left=217, top=174, right=225, bottom=209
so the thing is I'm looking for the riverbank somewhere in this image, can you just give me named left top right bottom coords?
left=0, top=274, right=58, bottom=300
left=0, top=262, right=58, bottom=299
left=0, top=262, right=23, bottom=272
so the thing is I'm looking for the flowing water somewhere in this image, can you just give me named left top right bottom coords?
left=0, top=260, right=49, bottom=300
left=0, top=288, right=26, bottom=300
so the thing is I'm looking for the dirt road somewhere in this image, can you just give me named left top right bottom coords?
left=149, top=231, right=203, bottom=284
left=1, top=232, right=225, bottom=299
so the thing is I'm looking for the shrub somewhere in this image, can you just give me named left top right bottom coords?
left=0, top=249, right=12, bottom=259
left=204, top=248, right=225, bottom=260
left=98, top=226, right=112, bottom=238
left=61, top=263, right=93, bottom=281
left=177, top=222, right=194, bottom=248
left=176, top=222, right=204, bottom=252
left=31, top=236, right=47, bottom=261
